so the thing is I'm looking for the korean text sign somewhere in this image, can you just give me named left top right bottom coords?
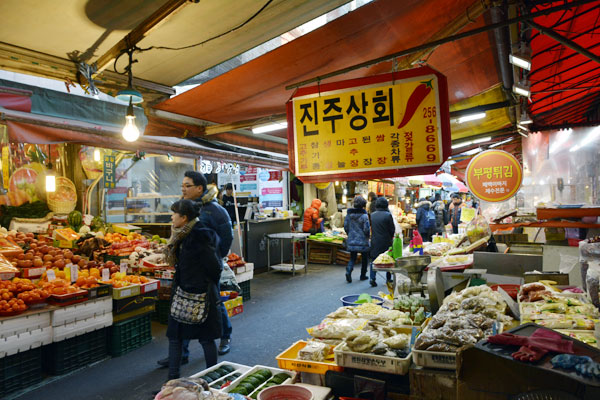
left=465, top=150, right=522, bottom=202
left=287, top=67, right=451, bottom=183
left=103, top=155, right=116, bottom=189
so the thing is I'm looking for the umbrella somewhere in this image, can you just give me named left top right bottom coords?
left=437, top=173, right=469, bottom=193
left=456, top=181, right=469, bottom=193
left=422, top=174, right=443, bottom=187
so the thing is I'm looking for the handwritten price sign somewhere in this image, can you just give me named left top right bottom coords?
left=287, top=67, right=451, bottom=183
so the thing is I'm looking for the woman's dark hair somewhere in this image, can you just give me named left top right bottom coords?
left=225, top=183, right=233, bottom=190
left=171, top=199, right=200, bottom=221
left=184, top=170, right=207, bottom=192
left=353, top=195, right=367, bottom=209
left=368, top=191, right=377, bottom=201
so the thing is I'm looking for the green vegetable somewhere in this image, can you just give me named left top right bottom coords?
left=0, top=201, right=50, bottom=228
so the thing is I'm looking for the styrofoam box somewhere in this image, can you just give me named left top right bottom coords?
left=0, top=309, right=52, bottom=338
left=235, top=269, right=253, bottom=283
left=333, top=342, right=411, bottom=375
left=412, top=348, right=457, bottom=370
left=52, top=296, right=112, bottom=326
left=223, top=364, right=296, bottom=396
left=190, top=361, right=252, bottom=391
left=0, top=326, right=52, bottom=357
left=53, top=312, right=113, bottom=342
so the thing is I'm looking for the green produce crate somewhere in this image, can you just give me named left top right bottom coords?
left=0, top=347, right=43, bottom=397
left=239, top=280, right=251, bottom=301
left=43, top=328, right=108, bottom=375
left=152, top=299, right=170, bottom=325
left=110, top=313, right=152, bottom=357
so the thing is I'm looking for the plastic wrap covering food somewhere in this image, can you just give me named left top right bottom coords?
left=580, top=240, right=600, bottom=292
left=298, top=340, right=331, bottom=361
left=423, top=242, right=452, bottom=257
left=585, top=260, right=600, bottom=309
left=156, top=377, right=231, bottom=400
left=415, top=286, right=509, bottom=352
left=465, top=215, right=491, bottom=244
left=306, top=318, right=368, bottom=339
left=326, top=306, right=358, bottom=319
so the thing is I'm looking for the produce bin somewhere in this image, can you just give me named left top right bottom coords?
left=276, top=340, right=343, bottom=374
left=333, top=342, right=411, bottom=375
left=48, top=290, right=89, bottom=307
left=113, top=304, right=155, bottom=324
left=112, top=290, right=157, bottom=316
left=107, top=284, right=141, bottom=300
left=190, top=361, right=252, bottom=391
left=152, top=299, right=170, bottom=325
left=84, top=283, right=112, bottom=299
left=43, top=327, right=108, bottom=375
left=222, top=364, right=296, bottom=397
left=109, top=313, right=152, bottom=357
left=0, top=347, right=43, bottom=396
left=239, top=280, right=251, bottom=301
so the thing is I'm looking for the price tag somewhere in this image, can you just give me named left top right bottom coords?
left=47, top=269, right=56, bottom=282
left=102, top=268, right=110, bottom=281
left=460, top=207, right=476, bottom=223
left=68, top=264, right=78, bottom=283
left=120, top=263, right=128, bottom=275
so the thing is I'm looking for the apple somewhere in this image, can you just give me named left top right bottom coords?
left=77, top=259, right=86, bottom=268
left=22, top=260, right=33, bottom=268
left=110, top=266, right=119, bottom=274
left=87, top=261, right=97, bottom=269
left=25, top=233, right=34, bottom=238
left=42, top=254, right=53, bottom=262
left=63, top=251, right=73, bottom=260
left=105, top=261, right=116, bottom=268
left=16, top=253, right=25, bottom=260
left=72, top=255, right=81, bottom=264
left=33, top=258, right=43, bottom=268
left=24, top=253, right=34, bottom=261
left=53, top=260, right=65, bottom=269
left=16, top=259, right=26, bottom=268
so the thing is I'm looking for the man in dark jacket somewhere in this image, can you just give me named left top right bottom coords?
left=431, top=193, right=446, bottom=236
left=158, top=171, right=234, bottom=367
left=415, top=198, right=433, bottom=242
left=369, top=197, right=395, bottom=287
left=448, top=193, right=464, bottom=234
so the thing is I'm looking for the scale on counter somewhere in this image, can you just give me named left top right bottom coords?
left=374, top=256, right=487, bottom=313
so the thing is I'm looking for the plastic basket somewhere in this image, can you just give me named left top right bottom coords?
left=340, top=294, right=384, bottom=307
left=0, top=347, right=43, bottom=396
left=46, top=177, right=77, bottom=214
left=276, top=341, right=343, bottom=374
left=239, top=280, right=251, bottom=301
left=43, top=327, right=108, bottom=375
left=152, top=299, right=170, bottom=325
left=109, top=313, right=152, bottom=357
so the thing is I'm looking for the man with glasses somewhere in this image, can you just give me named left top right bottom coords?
left=158, top=171, right=234, bottom=368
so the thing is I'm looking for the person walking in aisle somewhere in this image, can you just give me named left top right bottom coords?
left=344, top=196, right=370, bottom=283
left=431, top=193, right=446, bottom=236
left=157, top=171, right=234, bottom=368
left=165, top=199, right=223, bottom=380
left=415, top=198, right=434, bottom=242
left=448, top=193, right=465, bottom=234
left=367, top=192, right=377, bottom=214
left=369, top=197, right=395, bottom=287
left=219, top=183, right=237, bottom=225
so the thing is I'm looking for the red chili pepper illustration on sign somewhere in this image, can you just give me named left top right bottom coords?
left=397, top=79, right=434, bottom=129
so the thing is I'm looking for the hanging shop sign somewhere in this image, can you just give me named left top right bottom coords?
left=465, top=150, right=523, bottom=202
left=199, top=160, right=240, bottom=175
left=287, top=66, right=451, bottom=183
left=103, top=155, right=116, bottom=189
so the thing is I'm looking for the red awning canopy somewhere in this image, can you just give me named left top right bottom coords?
left=529, top=2, right=600, bottom=128
left=154, top=0, right=501, bottom=126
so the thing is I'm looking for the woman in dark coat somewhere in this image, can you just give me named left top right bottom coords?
left=344, top=196, right=370, bottom=283
left=166, top=199, right=223, bottom=380
left=369, top=197, right=396, bottom=287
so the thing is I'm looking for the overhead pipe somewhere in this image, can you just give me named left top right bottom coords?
left=489, top=4, right=514, bottom=92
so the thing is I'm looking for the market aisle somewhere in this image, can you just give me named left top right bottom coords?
left=11, top=263, right=384, bottom=400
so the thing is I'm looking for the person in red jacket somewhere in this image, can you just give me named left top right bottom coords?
left=303, top=199, right=323, bottom=234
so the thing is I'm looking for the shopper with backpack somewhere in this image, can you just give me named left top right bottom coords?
left=415, top=198, right=434, bottom=242
left=431, top=193, right=446, bottom=236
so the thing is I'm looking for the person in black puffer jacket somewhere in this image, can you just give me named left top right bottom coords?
left=369, top=197, right=396, bottom=287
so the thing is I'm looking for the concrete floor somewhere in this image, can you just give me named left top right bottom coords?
left=11, top=263, right=385, bottom=400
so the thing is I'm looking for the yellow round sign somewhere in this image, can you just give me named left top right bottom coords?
left=314, top=182, right=331, bottom=190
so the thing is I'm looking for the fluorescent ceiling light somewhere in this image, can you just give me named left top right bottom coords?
left=457, top=112, right=486, bottom=124
left=509, top=53, right=532, bottom=70
left=463, top=148, right=482, bottom=156
left=489, top=137, right=514, bottom=148
left=252, top=121, right=287, bottom=134
left=581, top=126, right=600, bottom=147
left=451, top=141, right=472, bottom=149
left=570, top=144, right=581, bottom=152
left=513, top=82, right=531, bottom=97
left=517, top=130, right=529, bottom=138
left=472, top=136, right=491, bottom=144
left=517, top=123, right=530, bottom=132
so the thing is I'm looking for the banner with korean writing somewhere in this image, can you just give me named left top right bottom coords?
left=465, top=150, right=523, bottom=202
left=103, top=155, right=116, bottom=189
left=287, top=67, right=451, bottom=183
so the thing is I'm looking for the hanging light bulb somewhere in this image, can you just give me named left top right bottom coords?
left=335, top=181, right=339, bottom=186
left=342, top=194, right=347, bottom=204
left=93, top=148, right=101, bottom=161
left=46, top=175, right=56, bottom=192
left=122, top=98, right=140, bottom=142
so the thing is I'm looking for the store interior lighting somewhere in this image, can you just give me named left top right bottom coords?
left=581, top=125, right=600, bottom=147
left=508, top=50, right=531, bottom=71
left=334, top=181, right=339, bottom=186
left=46, top=175, right=56, bottom=192
left=489, top=137, right=514, bottom=148
left=472, top=136, right=491, bottom=144
left=252, top=121, right=287, bottom=134
left=122, top=98, right=141, bottom=142
left=513, top=81, right=531, bottom=97
left=451, top=141, right=472, bottom=149
left=457, top=112, right=486, bottom=124
left=93, top=148, right=101, bottom=161
left=342, top=194, right=347, bottom=203
left=549, top=128, right=572, bottom=154
left=519, top=110, right=533, bottom=124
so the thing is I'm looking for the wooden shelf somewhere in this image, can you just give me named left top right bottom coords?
left=536, top=207, right=600, bottom=220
